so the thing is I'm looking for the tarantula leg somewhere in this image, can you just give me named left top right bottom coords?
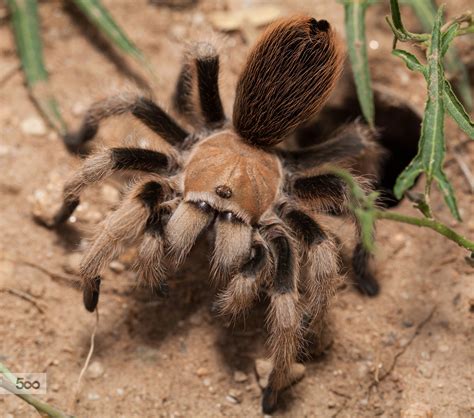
left=352, top=223, right=379, bottom=296
left=280, top=122, right=383, bottom=173
left=216, top=241, right=267, bottom=319
left=36, top=147, right=173, bottom=228
left=64, top=94, right=189, bottom=153
left=263, top=230, right=302, bottom=414
left=173, top=42, right=226, bottom=128
left=133, top=181, right=174, bottom=290
left=291, top=172, right=350, bottom=214
left=80, top=179, right=164, bottom=310
left=165, top=201, right=215, bottom=266
left=210, top=215, right=252, bottom=283
left=283, top=209, right=340, bottom=357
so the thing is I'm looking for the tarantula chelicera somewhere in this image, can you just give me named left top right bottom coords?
left=39, top=16, right=382, bottom=413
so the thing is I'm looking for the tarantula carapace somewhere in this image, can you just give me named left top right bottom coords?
left=39, top=16, right=382, bottom=413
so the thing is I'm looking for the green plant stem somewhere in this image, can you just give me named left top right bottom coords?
left=374, top=210, right=474, bottom=251
left=0, top=362, right=72, bottom=418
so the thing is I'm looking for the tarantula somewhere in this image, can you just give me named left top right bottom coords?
left=38, top=16, right=382, bottom=413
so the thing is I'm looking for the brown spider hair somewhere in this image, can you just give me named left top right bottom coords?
left=234, top=16, right=344, bottom=146
left=36, top=15, right=382, bottom=415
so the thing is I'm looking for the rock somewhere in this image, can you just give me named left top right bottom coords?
left=255, top=358, right=305, bottom=389
left=245, top=382, right=261, bottom=398
left=255, top=358, right=272, bottom=388
left=72, top=102, right=86, bottom=116
left=87, top=361, right=104, bottom=379
left=196, top=367, right=209, bottom=377
left=87, top=392, right=101, bottom=401
left=109, top=260, right=125, bottom=273
left=227, top=388, right=242, bottom=403
left=63, top=253, right=82, bottom=275
left=21, top=117, right=47, bottom=136
left=233, top=370, right=248, bottom=383
left=417, top=363, right=434, bottom=378
left=116, top=388, right=125, bottom=397
left=401, top=403, right=433, bottom=418
left=225, top=395, right=238, bottom=404
left=209, top=6, right=282, bottom=32
left=101, top=184, right=120, bottom=205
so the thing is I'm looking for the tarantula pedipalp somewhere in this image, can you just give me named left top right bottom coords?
left=40, top=16, right=382, bottom=414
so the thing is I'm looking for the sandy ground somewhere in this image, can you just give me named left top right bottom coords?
left=0, top=0, right=473, bottom=417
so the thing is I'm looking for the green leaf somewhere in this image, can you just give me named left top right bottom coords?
left=343, top=0, right=375, bottom=128
left=408, top=0, right=472, bottom=110
left=443, top=80, right=474, bottom=139
left=394, top=157, right=423, bottom=198
left=389, top=0, right=405, bottom=32
left=441, top=22, right=459, bottom=57
left=387, top=0, right=430, bottom=44
left=6, top=0, right=67, bottom=135
left=393, top=48, right=473, bottom=139
left=71, top=0, right=155, bottom=77
left=392, top=49, right=427, bottom=75
left=419, top=5, right=460, bottom=219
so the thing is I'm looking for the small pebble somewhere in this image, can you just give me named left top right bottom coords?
left=87, top=392, right=101, bottom=401
left=202, top=378, right=211, bottom=387
left=72, top=102, right=86, bottom=116
left=109, top=260, right=125, bottom=273
left=401, top=402, right=433, bottom=418
left=63, top=253, right=82, bottom=275
left=87, top=361, right=104, bottom=379
left=228, top=388, right=242, bottom=403
left=225, top=395, right=238, bottom=404
left=233, top=370, right=248, bottom=383
left=101, top=184, right=120, bottom=205
left=20, top=116, right=47, bottom=136
left=417, top=363, right=434, bottom=378
left=116, top=388, right=125, bottom=396
left=196, top=367, right=209, bottom=377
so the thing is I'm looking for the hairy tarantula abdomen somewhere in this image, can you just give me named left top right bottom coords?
left=38, top=15, right=383, bottom=415
left=233, top=16, right=344, bottom=147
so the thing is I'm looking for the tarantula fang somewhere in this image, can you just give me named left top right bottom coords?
left=38, top=16, right=382, bottom=414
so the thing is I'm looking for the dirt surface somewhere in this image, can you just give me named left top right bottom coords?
left=0, top=1, right=473, bottom=417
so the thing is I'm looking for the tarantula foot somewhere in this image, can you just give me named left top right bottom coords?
left=83, top=277, right=101, bottom=312
left=262, top=386, right=278, bottom=414
left=62, top=131, right=90, bottom=156
left=355, top=272, right=380, bottom=297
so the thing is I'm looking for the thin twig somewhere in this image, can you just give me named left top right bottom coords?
left=71, top=308, right=99, bottom=413
left=0, top=256, right=80, bottom=288
left=0, top=287, right=45, bottom=313
left=369, top=306, right=436, bottom=388
left=332, top=306, right=436, bottom=417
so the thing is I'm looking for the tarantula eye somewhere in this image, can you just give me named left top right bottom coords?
left=194, top=200, right=213, bottom=213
